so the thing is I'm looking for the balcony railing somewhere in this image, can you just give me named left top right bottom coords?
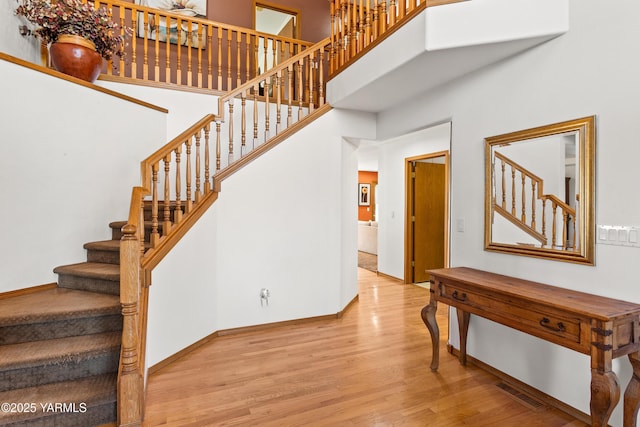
left=88, top=0, right=313, bottom=92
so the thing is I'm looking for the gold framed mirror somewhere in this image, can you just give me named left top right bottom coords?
left=484, top=116, right=595, bottom=265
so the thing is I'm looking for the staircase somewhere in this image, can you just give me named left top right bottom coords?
left=0, top=220, right=139, bottom=426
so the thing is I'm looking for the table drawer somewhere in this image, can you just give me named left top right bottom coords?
left=438, top=283, right=583, bottom=347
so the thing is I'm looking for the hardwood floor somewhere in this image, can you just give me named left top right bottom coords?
left=142, top=269, right=587, bottom=426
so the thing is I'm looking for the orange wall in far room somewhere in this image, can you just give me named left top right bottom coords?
left=358, top=171, right=378, bottom=221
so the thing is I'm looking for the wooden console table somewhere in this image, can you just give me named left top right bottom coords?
left=421, top=267, right=640, bottom=427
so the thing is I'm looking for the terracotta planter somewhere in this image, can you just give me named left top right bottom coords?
left=49, top=35, right=103, bottom=83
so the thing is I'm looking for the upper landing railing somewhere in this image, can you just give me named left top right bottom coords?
left=329, top=0, right=465, bottom=74
left=89, top=0, right=313, bottom=92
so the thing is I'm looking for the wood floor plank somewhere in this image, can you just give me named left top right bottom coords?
left=142, top=269, right=588, bottom=426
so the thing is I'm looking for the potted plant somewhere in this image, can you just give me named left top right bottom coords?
left=16, top=0, right=127, bottom=82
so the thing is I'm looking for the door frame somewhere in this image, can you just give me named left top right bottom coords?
left=404, top=150, right=450, bottom=284
left=253, top=1, right=301, bottom=39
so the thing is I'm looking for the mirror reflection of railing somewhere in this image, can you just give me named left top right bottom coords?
left=484, top=116, right=596, bottom=265
left=329, top=0, right=464, bottom=74
left=492, top=151, right=577, bottom=250
left=85, top=0, right=314, bottom=91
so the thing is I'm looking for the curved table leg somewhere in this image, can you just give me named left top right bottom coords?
left=421, top=290, right=439, bottom=371
left=624, top=352, right=640, bottom=427
left=590, top=370, right=620, bottom=427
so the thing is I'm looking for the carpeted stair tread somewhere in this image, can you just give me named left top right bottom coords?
left=53, top=262, right=120, bottom=281
left=0, top=288, right=120, bottom=328
left=84, top=240, right=121, bottom=252
left=0, top=332, right=120, bottom=371
left=0, top=373, right=116, bottom=425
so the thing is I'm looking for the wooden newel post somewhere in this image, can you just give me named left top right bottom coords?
left=118, top=223, right=143, bottom=427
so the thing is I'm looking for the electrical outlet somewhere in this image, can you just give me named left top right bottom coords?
left=597, top=225, right=640, bottom=248
left=260, top=288, right=270, bottom=306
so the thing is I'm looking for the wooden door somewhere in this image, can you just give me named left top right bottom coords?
left=412, top=161, right=446, bottom=283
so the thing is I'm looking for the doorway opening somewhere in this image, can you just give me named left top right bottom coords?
left=404, top=151, right=450, bottom=284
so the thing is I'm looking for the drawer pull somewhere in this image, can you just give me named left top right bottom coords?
left=452, top=291, right=467, bottom=302
left=539, top=317, right=565, bottom=332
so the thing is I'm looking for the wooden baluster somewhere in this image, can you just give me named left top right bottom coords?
left=215, top=121, right=221, bottom=171
left=195, top=130, right=202, bottom=202
left=510, top=166, right=516, bottom=215
left=163, top=13, right=170, bottom=83
left=151, top=164, right=159, bottom=247
left=131, top=10, right=138, bottom=78
left=253, top=84, right=259, bottom=148
left=329, top=1, right=336, bottom=73
left=410, top=0, right=417, bottom=12
left=372, top=0, right=379, bottom=40
left=346, top=0, right=352, bottom=60
left=153, top=12, right=160, bottom=82
left=380, top=0, right=387, bottom=35
left=389, top=0, right=397, bottom=27
left=531, top=181, right=537, bottom=229
left=104, top=3, right=113, bottom=75
left=228, top=101, right=234, bottom=164
left=241, top=95, right=247, bottom=156
left=143, top=11, right=149, bottom=80
left=308, top=57, right=315, bottom=113
left=176, top=17, right=182, bottom=84
left=245, top=32, right=251, bottom=83
left=279, top=39, right=285, bottom=68
left=551, top=203, right=558, bottom=248
left=197, top=23, right=203, bottom=88
left=187, top=21, right=193, bottom=87
left=207, top=26, right=213, bottom=89
left=365, top=0, right=371, bottom=47
left=204, top=123, right=211, bottom=193
left=500, top=160, right=506, bottom=209
left=318, top=48, right=325, bottom=107
left=562, top=212, right=568, bottom=249
left=287, top=64, right=293, bottom=126
left=217, top=27, right=223, bottom=90
left=254, top=36, right=259, bottom=79
left=297, top=59, right=304, bottom=120
left=541, top=200, right=547, bottom=244
left=521, top=173, right=526, bottom=223
left=358, top=0, right=364, bottom=51
left=236, top=31, right=242, bottom=88
left=271, top=38, right=277, bottom=72
left=119, top=12, right=125, bottom=76
left=227, top=30, right=233, bottom=90
left=174, top=146, right=182, bottom=223
left=399, top=0, right=406, bottom=20
left=264, top=76, right=271, bottom=140
left=275, top=71, right=282, bottom=133
left=340, top=0, right=347, bottom=67
left=163, top=154, right=172, bottom=235
left=185, top=138, right=192, bottom=213
left=263, top=37, right=268, bottom=75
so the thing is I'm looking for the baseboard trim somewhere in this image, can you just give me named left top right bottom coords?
left=446, top=344, right=591, bottom=425
left=0, top=283, right=57, bottom=300
left=148, top=297, right=360, bottom=375
left=376, top=271, right=403, bottom=282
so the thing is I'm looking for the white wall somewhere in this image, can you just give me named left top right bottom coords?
left=376, top=123, right=451, bottom=280
left=0, top=59, right=166, bottom=293
left=145, top=108, right=375, bottom=366
left=0, top=1, right=40, bottom=64
left=375, top=1, right=640, bottom=424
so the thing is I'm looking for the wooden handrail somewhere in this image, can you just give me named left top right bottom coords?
left=80, top=0, right=314, bottom=91
left=493, top=151, right=576, bottom=250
